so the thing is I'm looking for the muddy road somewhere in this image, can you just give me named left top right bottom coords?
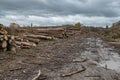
left=0, top=35, right=120, bottom=80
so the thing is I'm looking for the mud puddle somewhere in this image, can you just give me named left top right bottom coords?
left=99, top=53, right=120, bottom=73
left=85, top=38, right=120, bottom=73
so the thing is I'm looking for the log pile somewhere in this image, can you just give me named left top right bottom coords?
left=14, top=34, right=56, bottom=49
left=0, top=24, right=16, bottom=53
left=0, top=23, right=75, bottom=52
left=31, top=27, right=69, bottom=39
left=13, top=27, right=73, bottom=50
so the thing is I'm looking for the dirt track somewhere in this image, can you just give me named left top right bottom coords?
left=0, top=34, right=120, bottom=80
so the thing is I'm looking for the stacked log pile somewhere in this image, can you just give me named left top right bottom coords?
left=31, top=27, right=69, bottom=39
left=13, top=27, right=74, bottom=50
left=14, top=34, right=56, bottom=49
left=0, top=24, right=16, bottom=53
left=0, top=23, right=76, bottom=52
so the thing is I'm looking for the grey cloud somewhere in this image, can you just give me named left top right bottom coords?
left=0, top=0, right=120, bottom=26
left=0, top=0, right=119, bottom=17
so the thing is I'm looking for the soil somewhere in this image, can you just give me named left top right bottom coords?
left=0, top=32, right=120, bottom=80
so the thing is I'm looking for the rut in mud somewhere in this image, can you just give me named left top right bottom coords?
left=0, top=36, right=120, bottom=80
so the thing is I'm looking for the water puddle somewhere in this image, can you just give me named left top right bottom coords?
left=99, top=53, right=120, bottom=73
left=86, top=38, right=120, bottom=73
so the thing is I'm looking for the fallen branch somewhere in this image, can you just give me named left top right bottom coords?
left=9, top=67, right=24, bottom=71
left=85, top=75, right=101, bottom=77
left=32, top=70, right=41, bottom=80
left=73, top=58, right=88, bottom=63
left=61, top=65, right=86, bottom=77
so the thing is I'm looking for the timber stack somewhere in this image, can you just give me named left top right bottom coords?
left=0, top=24, right=16, bottom=53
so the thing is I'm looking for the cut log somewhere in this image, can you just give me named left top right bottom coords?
left=26, top=34, right=55, bottom=40
left=1, top=41, right=7, bottom=48
left=0, top=30, right=8, bottom=35
left=3, top=35, right=8, bottom=40
left=24, top=38, right=39, bottom=44
left=21, top=42, right=36, bottom=47
left=0, top=35, right=4, bottom=41
left=15, top=41, right=37, bottom=47
left=15, top=36, right=23, bottom=41
left=8, top=35, right=15, bottom=40
left=8, top=39, right=13, bottom=44
left=0, top=35, right=8, bottom=41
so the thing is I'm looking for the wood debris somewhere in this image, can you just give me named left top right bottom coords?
left=61, top=65, right=86, bottom=77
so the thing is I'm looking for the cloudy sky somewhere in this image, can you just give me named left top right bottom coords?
left=0, top=0, right=120, bottom=27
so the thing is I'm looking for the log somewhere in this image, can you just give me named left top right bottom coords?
left=15, top=41, right=37, bottom=47
left=15, top=36, right=23, bottom=41
left=21, top=42, right=36, bottom=47
left=0, top=30, right=8, bottom=35
left=0, top=35, right=8, bottom=41
left=8, top=35, right=15, bottom=40
left=0, top=36, right=4, bottom=41
left=15, top=41, right=22, bottom=46
left=8, top=39, right=13, bottom=44
left=26, top=34, right=55, bottom=40
left=1, top=41, right=7, bottom=48
left=3, top=35, right=8, bottom=40
left=24, top=38, right=39, bottom=44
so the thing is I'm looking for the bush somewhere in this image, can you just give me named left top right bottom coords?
left=74, top=22, right=82, bottom=28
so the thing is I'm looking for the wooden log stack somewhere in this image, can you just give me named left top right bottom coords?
left=14, top=34, right=56, bottom=49
left=0, top=24, right=16, bottom=53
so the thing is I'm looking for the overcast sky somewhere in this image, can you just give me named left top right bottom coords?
left=0, top=0, right=120, bottom=27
